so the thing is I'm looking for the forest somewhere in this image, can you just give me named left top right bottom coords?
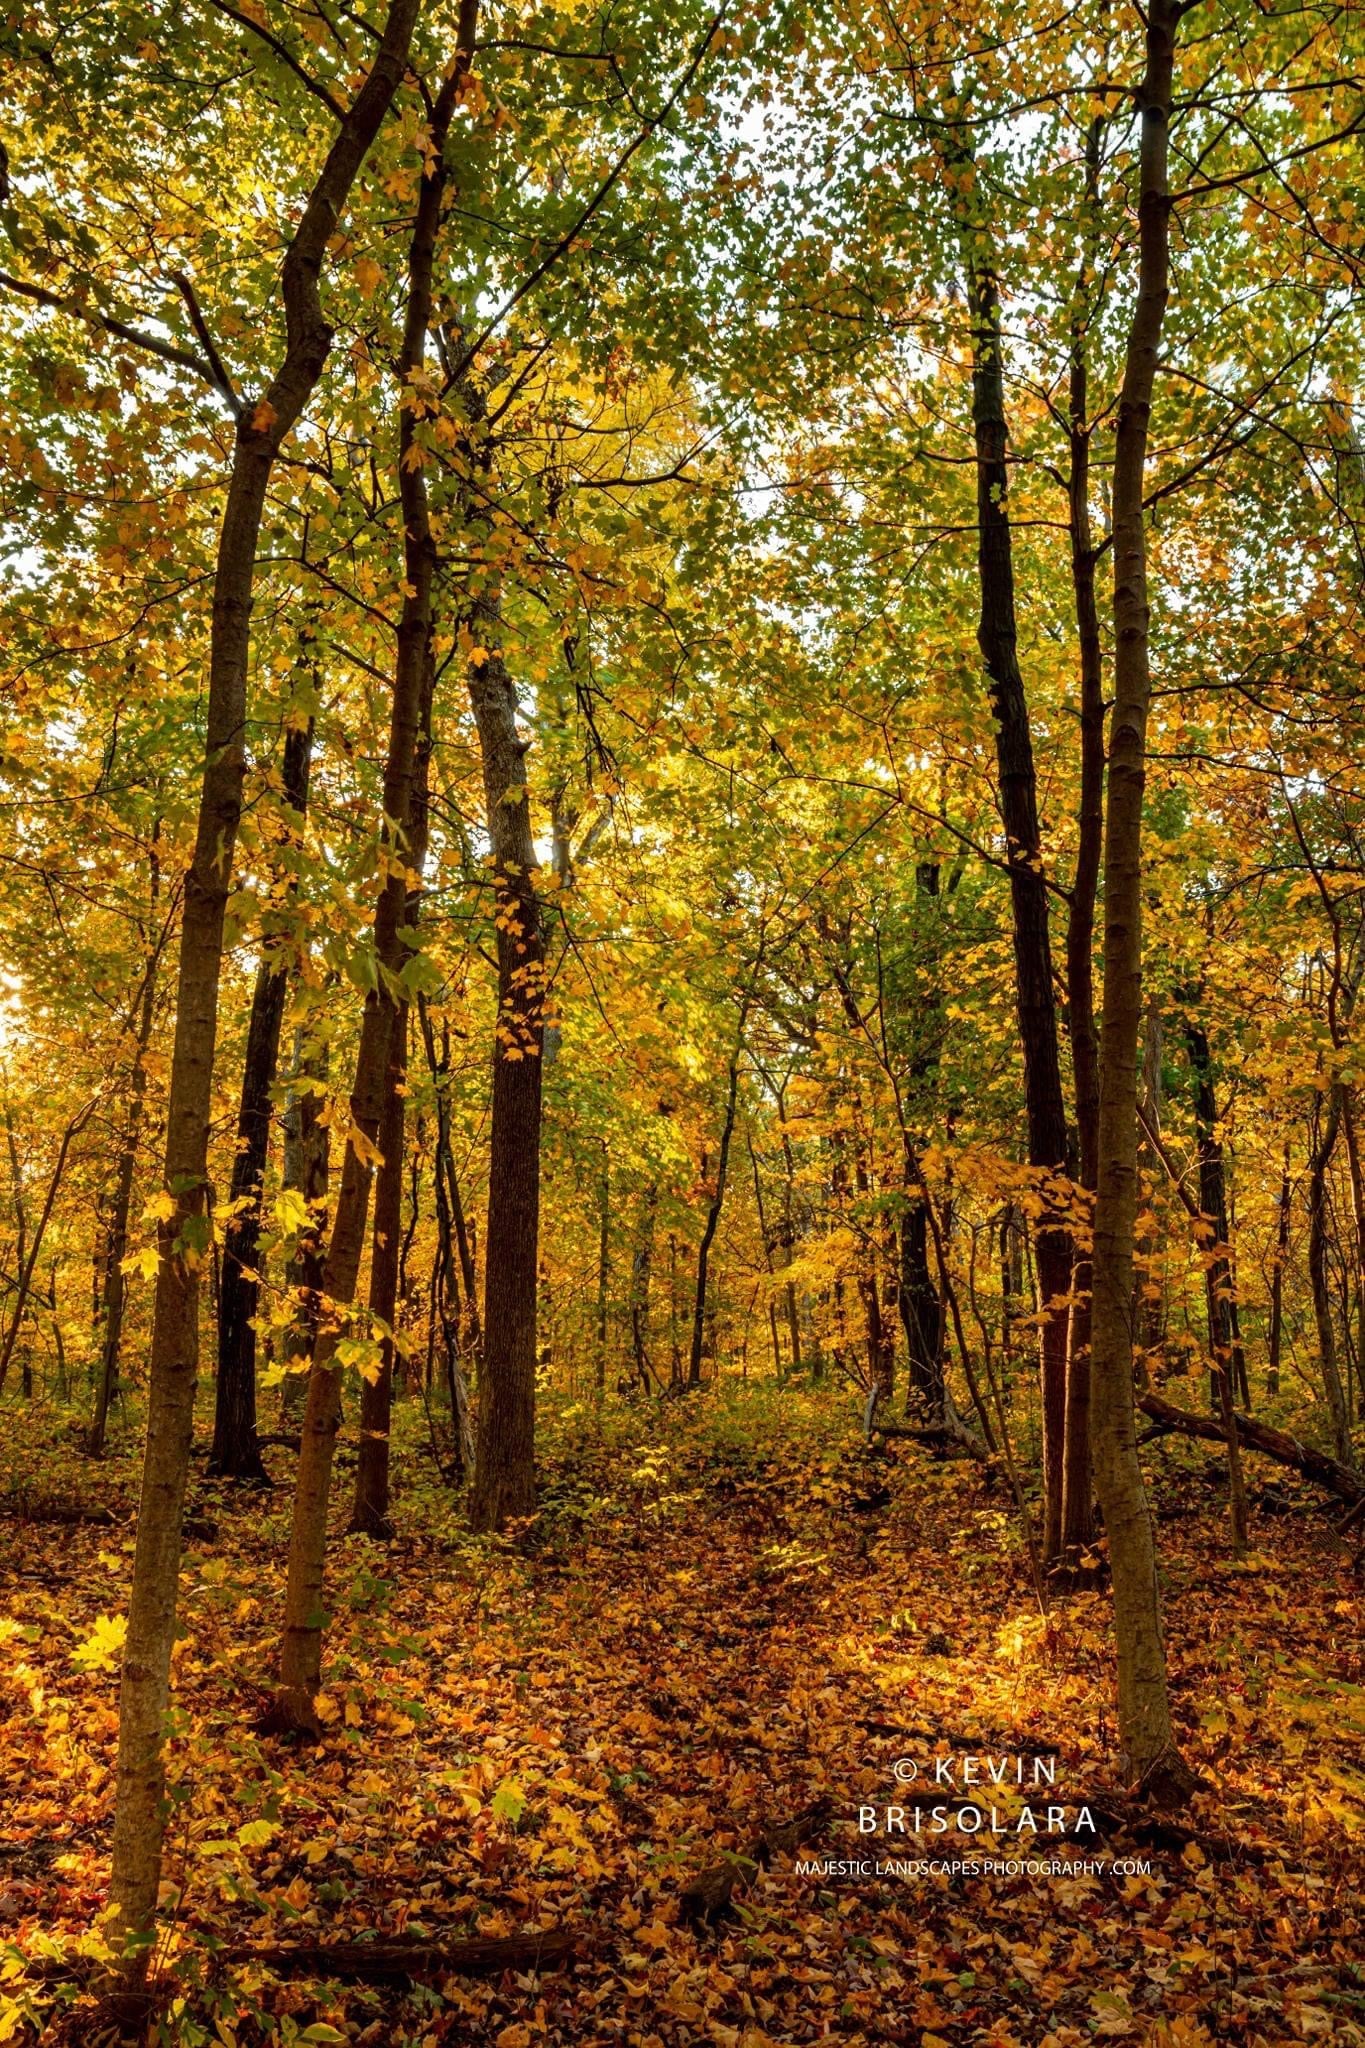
left=0, top=0, right=1364, bottom=2039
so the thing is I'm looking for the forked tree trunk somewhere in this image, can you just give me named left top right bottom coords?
left=1089, top=0, right=1195, bottom=1803
left=108, top=0, right=420, bottom=1962
left=273, top=36, right=470, bottom=1725
left=963, top=200, right=1072, bottom=1563
left=1060, top=113, right=1106, bottom=1566
left=210, top=712, right=313, bottom=1480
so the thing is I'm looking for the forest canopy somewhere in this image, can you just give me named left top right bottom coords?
left=1, top=0, right=1364, bottom=2039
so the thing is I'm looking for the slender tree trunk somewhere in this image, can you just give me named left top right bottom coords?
left=687, top=1030, right=745, bottom=1389
left=1089, top=0, right=1194, bottom=1803
left=959, top=168, right=1073, bottom=1562
left=90, top=863, right=164, bottom=1454
left=210, top=713, right=313, bottom=1479
left=110, top=14, right=420, bottom=1941
left=1185, top=1012, right=1248, bottom=1552
left=0, top=1100, right=93, bottom=1401
left=349, top=1004, right=408, bottom=1536
left=1061, top=114, right=1106, bottom=1566
left=1267, top=1142, right=1291, bottom=1396
left=629, top=1183, right=658, bottom=1390
left=279, top=1034, right=330, bottom=1419
left=595, top=1151, right=610, bottom=1394
left=1308, top=1094, right=1354, bottom=1465
left=273, top=36, right=468, bottom=1725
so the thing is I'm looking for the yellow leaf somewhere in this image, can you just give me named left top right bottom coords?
left=353, top=256, right=382, bottom=299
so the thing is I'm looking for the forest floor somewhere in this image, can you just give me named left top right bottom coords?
left=0, top=1385, right=1363, bottom=2047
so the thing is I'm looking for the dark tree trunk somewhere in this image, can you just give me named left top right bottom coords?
left=1267, top=1142, right=1291, bottom=1396
left=350, top=1004, right=408, bottom=1537
left=963, top=203, right=1072, bottom=1562
left=1060, top=114, right=1106, bottom=1565
left=1088, top=0, right=1194, bottom=1801
left=210, top=713, right=313, bottom=1480
left=1308, top=1094, right=1354, bottom=1465
left=688, top=1030, right=745, bottom=1389
left=466, top=622, right=546, bottom=1528
left=109, top=0, right=421, bottom=1956
left=1184, top=1012, right=1249, bottom=1553
left=279, top=1035, right=330, bottom=1418
left=274, top=38, right=470, bottom=1726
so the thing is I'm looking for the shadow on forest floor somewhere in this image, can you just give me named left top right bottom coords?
left=1, top=1384, right=1363, bottom=2044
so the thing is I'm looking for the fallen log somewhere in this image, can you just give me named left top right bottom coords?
left=1138, top=1391, right=1363, bottom=1508
left=0, top=1497, right=123, bottom=1527
left=223, top=1928, right=581, bottom=1980
left=681, top=1799, right=832, bottom=1925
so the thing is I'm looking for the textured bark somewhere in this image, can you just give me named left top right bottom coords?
left=108, top=0, right=421, bottom=1960
left=210, top=714, right=313, bottom=1480
left=1089, top=0, right=1194, bottom=1802
left=274, top=32, right=468, bottom=1723
left=1060, top=116, right=1106, bottom=1564
left=963, top=202, right=1072, bottom=1561
left=465, top=620, right=546, bottom=1528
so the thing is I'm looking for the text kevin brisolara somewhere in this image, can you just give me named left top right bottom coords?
left=859, top=1753, right=1096, bottom=1838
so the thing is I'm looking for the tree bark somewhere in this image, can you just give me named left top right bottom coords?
left=1060, top=114, right=1106, bottom=1565
left=210, top=712, right=314, bottom=1480
left=1182, top=1013, right=1249, bottom=1545
left=1308, top=1093, right=1354, bottom=1466
left=960, top=166, right=1073, bottom=1562
left=90, top=854, right=165, bottom=1455
left=349, top=1003, right=409, bottom=1537
left=1266, top=1142, right=1291, bottom=1396
left=108, top=0, right=420, bottom=1956
left=465, top=612, right=546, bottom=1526
left=687, top=1027, right=745, bottom=1389
left=1089, top=0, right=1194, bottom=1803
left=273, top=29, right=469, bottom=1724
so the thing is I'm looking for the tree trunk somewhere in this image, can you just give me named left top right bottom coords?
left=90, top=860, right=165, bottom=1455
left=630, top=1184, right=658, bottom=1390
left=687, top=1029, right=745, bottom=1389
left=1266, top=1142, right=1291, bottom=1396
left=1061, top=115, right=1106, bottom=1566
left=279, top=1033, right=330, bottom=1419
left=1089, top=0, right=1194, bottom=1803
left=960, top=166, right=1072, bottom=1562
left=210, top=712, right=313, bottom=1480
left=273, top=35, right=467, bottom=1725
left=1184, top=1013, right=1248, bottom=1552
left=465, top=614, right=546, bottom=1527
left=0, top=1100, right=94, bottom=1401
left=107, top=0, right=420, bottom=1957
left=350, top=1003, right=408, bottom=1536
left=595, top=1152, right=610, bottom=1394
left=1308, top=1093, right=1354, bottom=1466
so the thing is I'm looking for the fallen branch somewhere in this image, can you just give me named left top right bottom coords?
left=223, top=1928, right=581, bottom=1980
left=1139, top=1390, right=1363, bottom=1509
left=681, top=1799, right=832, bottom=1924
left=0, top=1497, right=122, bottom=1527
